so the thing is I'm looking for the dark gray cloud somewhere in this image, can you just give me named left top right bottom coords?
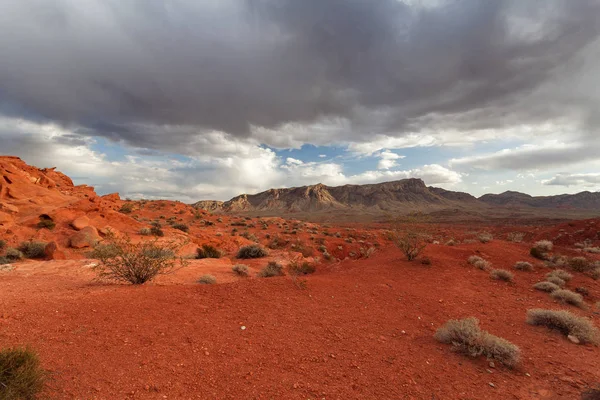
left=0, top=0, right=599, bottom=150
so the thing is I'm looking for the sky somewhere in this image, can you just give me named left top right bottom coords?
left=1, top=0, right=600, bottom=202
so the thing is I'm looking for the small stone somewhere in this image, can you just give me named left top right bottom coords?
left=488, top=361, right=495, bottom=368
left=488, top=383, right=495, bottom=388
left=486, top=369, right=493, bottom=374
left=204, top=351, right=209, bottom=356
left=567, top=335, right=580, bottom=344
left=525, top=373, right=531, bottom=377
left=241, top=326, right=246, bottom=330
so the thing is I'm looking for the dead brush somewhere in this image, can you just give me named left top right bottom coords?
left=545, top=276, right=566, bottom=288
left=393, top=231, right=427, bottom=261
left=514, top=261, right=533, bottom=271
left=434, top=317, right=520, bottom=368
left=546, top=269, right=573, bottom=282
left=0, top=346, right=46, bottom=399
left=550, top=289, right=585, bottom=308
left=490, top=269, right=514, bottom=282
left=533, top=281, right=560, bottom=293
left=526, top=309, right=599, bottom=345
left=468, top=255, right=490, bottom=270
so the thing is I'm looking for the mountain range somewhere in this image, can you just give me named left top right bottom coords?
left=193, top=179, right=600, bottom=216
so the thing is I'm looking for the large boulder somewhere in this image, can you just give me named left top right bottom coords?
left=71, top=215, right=90, bottom=231
left=44, top=241, right=66, bottom=260
left=69, top=226, right=100, bottom=249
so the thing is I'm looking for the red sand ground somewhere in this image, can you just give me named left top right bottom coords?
left=1, top=156, right=600, bottom=399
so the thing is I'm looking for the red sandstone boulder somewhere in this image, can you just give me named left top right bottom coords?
left=69, top=226, right=100, bottom=249
left=71, top=215, right=90, bottom=231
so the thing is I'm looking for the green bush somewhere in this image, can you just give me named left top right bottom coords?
left=434, top=317, right=520, bottom=368
left=237, top=244, right=268, bottom=259
left=17, top=241, right=47, bottom=259
left=5, top=248, right=24, bottom=262
left=258, top=261, right=284, bottom=278
left=36, top=218, right=55, bottom=231
left=526, top=309, right=599, bottom=345
left=196, top=244, right=221, bottom=259
left=0, top=347, right=46, bottom=399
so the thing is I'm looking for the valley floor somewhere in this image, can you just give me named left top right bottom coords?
left=1, top=241, right=599, bottom=399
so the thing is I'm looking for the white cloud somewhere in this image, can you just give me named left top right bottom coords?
left=376, top=150, right=405, bottom=170
left=542, top=173, right=600, bottom=187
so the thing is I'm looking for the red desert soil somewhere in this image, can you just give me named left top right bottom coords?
left=1, top=156, right=600, bottom=399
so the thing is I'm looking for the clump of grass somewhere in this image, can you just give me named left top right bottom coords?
left=196, top=244, right=221, bottom=259
left=172, top=223, right=189, bottom=233
left=5, top=248, right=24, bottom=262
left=590, top=267, right=600, bottom=280
left=17, top=241, right=46, bottom=259
left=258, top=261, right=284, bottom=278
left=139, top=228, right=151, bottom=236
left=545, top=276, right=566, bottom=288
left=434, top=317, right=520, bottom=368
left=575, top=287, right=589, bottom=297
left=526, top=309, right=599, bottom=345
left=232, top=264, right=249, bottom=277
left=197, top=274, right=216, bottom=284
left=506, top=232, right=525, bottom=243
left=514, top=261, right=533, bottom=271
left=0, top=347, right=46, bottom=399
left=0, top=239, right=6, bottom=250
left=288, top=260, right=316, bottom=275
left=36, top=218, right=55, bottom=230
left=533, top=281, right=560, bottom=293
left=0, top=256, right=10, bottom=265
left=119, top=203, right=134, bottom=214
left=477, top=232, right=493, bottom=243
left=569, top=256, right=592, bottom=272
left=468, top=255, right=490, bottom=270
left=550, top=289, right=585, bottom=308
left=530, top=240, right=553, bottom=260
left=150, top=221, right=164, bottom=237
left=237, top=244, right=268, bottom=259
left=490, top=269, right=514, bottom=282
left=547, top=269, right=573, bottom=282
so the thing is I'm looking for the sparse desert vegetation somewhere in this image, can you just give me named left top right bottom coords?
left=526, top=309, right=599, bottom=345
left=258, top=261, right=284, bottom=277
left=237, top=244, right=269, bottom=259
left=232, top=264, right=249, bottom=277
left=393, top=231, right=427, bottom=261
left=550, top=289, right=585, bottom=308
left=434, top=317, right=520, bottom=368
left=533, top=281, right=560, bottom=293
left=490, top=269, right=514, bottom=282
left=513, top=261, right=533, bottom=271
left=0, top=347, right=46, bottom=400
left=197, top=274, right=216, bottom=284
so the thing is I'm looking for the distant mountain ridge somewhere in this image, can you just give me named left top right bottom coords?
left=193, top=179, right=479, bottom=213
left=193, top=179, right=600, bottom=214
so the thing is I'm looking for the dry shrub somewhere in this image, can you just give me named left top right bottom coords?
left=526, top=309, right=599, bottom=345
left=434, top=317, right=520, bottom=368
left=196, top=244, right=221, bottom=259
left=533, top=281, right=560, bottom=293
left=0, top=239, right=6, bottom=250
left=17, top=241, right=46, bottom=259
left=0, top=347, right=46, bottom=399
left=197, top=274, right=216, bottom=284
left=91, top=235, right=186, bottom=284
left=393, top=231, right=427, bottom=261
left=237, top=244, right=268, bottom=259
left=514, top=261, right=533, bottom=271
left=551, top=289, right=585, bottom=308
left=583, top=247, right=600, bottom=254
left=477, top=232, right=493, bottom=243
left=5, top=248, right=24, bottom=262
left=506, top=232, right=525, bottom=243
left=468, top=255, right=490, bottom=270
left=232, top=264, right=249, bottom=277
left=546, top=276, right=566, bottom=288
left=547, top=269, right=573, bottom=282
left=534, top=240, right=554, bottom=252
left=258, top=261, right=284, bottom=278
left=569, top=256, right=592, bottom=272
left=575, top=287, right=590, bottom=297
left=490, top=269, right=514, bottom=282
left=591, top=267, right=600, bottom=280
left=288, top=260, right=316, bottom=275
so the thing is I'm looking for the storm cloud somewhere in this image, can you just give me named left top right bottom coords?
left=1, top=0, right=599, bottom=151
